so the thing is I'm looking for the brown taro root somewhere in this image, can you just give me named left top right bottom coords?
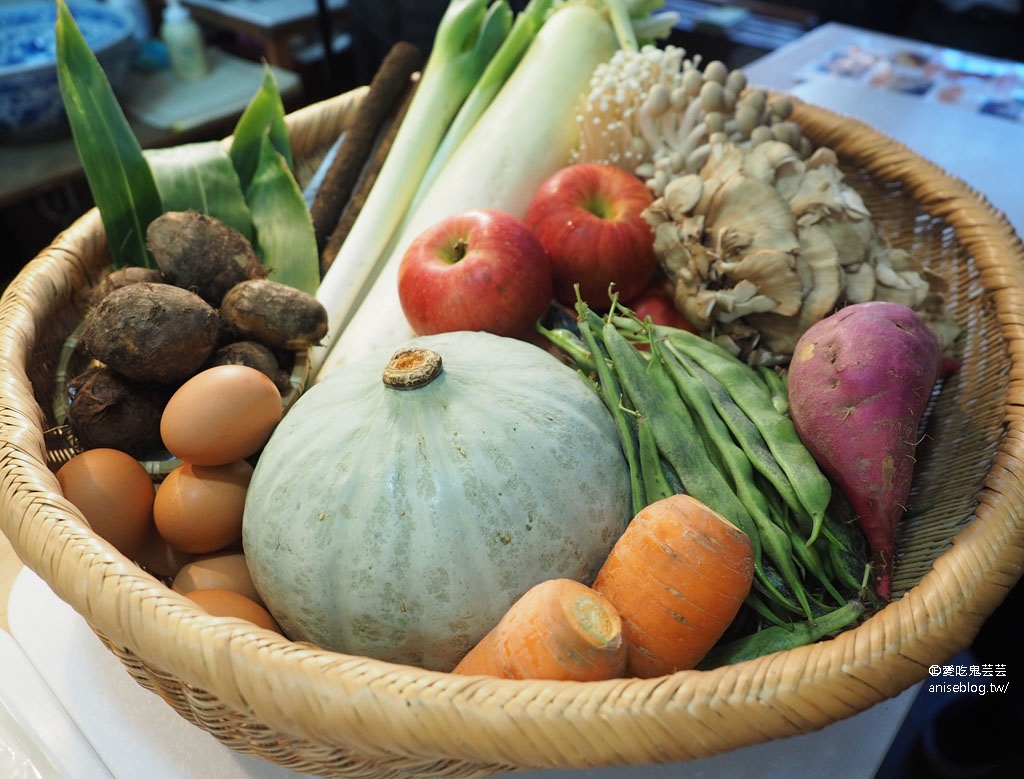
left=67, top=365, right=171, bottom=457
left=206, top=340, right=288, bottom=391
left=80, top=282, right=221, bottom=384
left=88, top=266, right=165, bottom=308
left=147, top=211, right=266, bottom=305
left=220, top=279, right=329, bottom=350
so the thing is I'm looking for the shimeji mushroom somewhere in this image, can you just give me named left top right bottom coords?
left=643, top=139, right=953, bottom=363
left=574, top=45, right=813, bottom=196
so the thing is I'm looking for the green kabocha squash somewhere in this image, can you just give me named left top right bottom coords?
left=242, top=330, right=632, bottom=670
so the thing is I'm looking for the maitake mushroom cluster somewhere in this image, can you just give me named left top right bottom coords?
left=644, top=141, right=954, bottom=363
left=574, top=44, right=957, bottom=364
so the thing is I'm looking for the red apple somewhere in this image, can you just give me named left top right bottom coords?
left=525, top=163, right=657, bottom=308
left=397, top=208, right=554, bottom=339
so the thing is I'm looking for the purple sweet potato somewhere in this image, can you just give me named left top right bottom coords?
left=787, top=301, right=942, bottom=600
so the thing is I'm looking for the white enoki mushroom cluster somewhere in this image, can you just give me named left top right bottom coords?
left=574, top=45, right=812, bottom=196
left=643, top=141, right=957, bottom=364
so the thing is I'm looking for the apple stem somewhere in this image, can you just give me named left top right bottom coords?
left=451, top=239, right=469, bottom=263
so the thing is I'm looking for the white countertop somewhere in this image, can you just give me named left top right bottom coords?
left=4, top=567, right=917, bottom=779
left=743, top=22, right=1023, bottom=239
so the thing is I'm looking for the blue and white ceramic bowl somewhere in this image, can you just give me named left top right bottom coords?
left=0, top=1, right=137, bottom=141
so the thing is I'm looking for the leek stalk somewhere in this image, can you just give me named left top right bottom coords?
left=311, top=0, right=512, bottom=372
left=408, top=0, right=555, bottom=215
left=314, top=3, right=620, bottom=379
left=311, top=0, right=678, bottom=379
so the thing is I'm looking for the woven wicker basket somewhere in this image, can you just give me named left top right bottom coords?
left=1, top=87, right=1023, bottom=778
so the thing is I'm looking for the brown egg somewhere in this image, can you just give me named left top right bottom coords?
left=160, top=364, right=282, bottom=466
left=154, top=460, right=253, bottom=554
left=186, top=588, right=280, bottom=632
left=55, top=448, right=155, bottom=558
left=172, top=552, right=261, bottom=603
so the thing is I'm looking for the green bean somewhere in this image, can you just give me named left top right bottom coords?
left=660, top=453, right=686, bottom=495
left=696, top=599, right=866, bottom=669
left=664, top=342, right=807, bottom=526
left=791, top=532, right=846, bottom=605
left=535, top=322, right=595, bottom=371
left=654, top=340, right=812, bottom=619
left=576, top=314, right=646, bottom=517
left=762, top=482, right=849, bottom=606
left=758, top=365, right=790, bottom=415
left=600, top=322, right=758, bottom=542
left=820, top=511, right=875, bottom=598
left=661, top=333, right=831, bottom=545
left=635, top=409, right=675, bottom=505
left=739, top=587, right=790, bottom=628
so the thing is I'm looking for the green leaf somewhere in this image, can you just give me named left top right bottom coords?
left=229, top=67, right=293, bottom=192
left=246, top=131, right=319, bottom=295
left=56, top=0, right=162, bottom=268
left=145, top=142, right=254, bottom=241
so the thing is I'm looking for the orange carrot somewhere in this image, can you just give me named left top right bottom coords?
left=592, top=494, right=754, bottom=677
left=451, top=578, right=627, bottom=681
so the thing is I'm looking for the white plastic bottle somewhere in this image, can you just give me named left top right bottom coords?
left=160, top=0, right=209, bottom=82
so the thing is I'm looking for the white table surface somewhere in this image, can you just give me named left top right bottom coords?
left=5, top=567, right=917, bottom=779
left=743, top=22, right=1023, bottom=239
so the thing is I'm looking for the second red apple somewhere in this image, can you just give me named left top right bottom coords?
left=525, top=163, right=657, bottom=308
left=397, top=208, right=553, bottom=339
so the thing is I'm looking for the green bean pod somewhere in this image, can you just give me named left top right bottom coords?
left=636, top=410, right=676, bottom=506
left=601, top=323, right=755, bottom=533
left=576, top=314, right=647, bottom=517
left=660, top=331, right=832, bottom=544
left=654, top=340, right=812, bottom=619
left=664, top=342, right=808, bottom=529
left=697, top=599, right=866, bottom=669
left=820, top=511, right=876, bottom=598
left=758, top=365, right=790, bottom=415
left=535, top=323, right=595, bottom=371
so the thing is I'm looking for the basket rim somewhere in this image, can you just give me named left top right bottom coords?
left=1, top=91, right=1023, bottom=771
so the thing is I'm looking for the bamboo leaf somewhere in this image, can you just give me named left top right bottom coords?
left=56, top=0, right=162, bottom=268
left=230, top=67, right=293, bottom=192
left=145, top=142, right=254, bottom=240
left=246, top=131, right=319, bottom=294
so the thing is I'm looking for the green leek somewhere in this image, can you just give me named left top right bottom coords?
left=311, top=0, right=512, bottom=370
left=312, top=0, right=677, bottom=379
left=56, top=0, right=162, bottom=268
left=315, top=2, right=621, bottom=378
left=409, top=0, right=554, bottom=214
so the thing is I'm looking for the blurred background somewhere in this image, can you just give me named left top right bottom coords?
left=1, top=0, right=1022, bottom=292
